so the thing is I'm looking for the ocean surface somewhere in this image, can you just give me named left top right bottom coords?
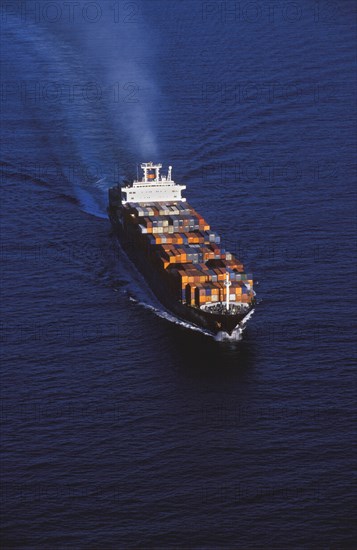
left=1, top=1, right=356, bottom=547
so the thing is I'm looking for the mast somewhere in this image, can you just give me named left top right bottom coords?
left=225, top=272, right=231, bottom=311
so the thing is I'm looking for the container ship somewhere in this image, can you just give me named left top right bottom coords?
left=108, top=162, right=256, bottom=338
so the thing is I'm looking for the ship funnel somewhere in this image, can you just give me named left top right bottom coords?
left=141, top=162, right=162, bottom=182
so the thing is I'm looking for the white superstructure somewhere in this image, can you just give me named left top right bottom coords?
left=121, top=162, right=186, bottom=204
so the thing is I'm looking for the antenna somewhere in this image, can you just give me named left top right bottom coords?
left=136, top=164, right=139, bottom=181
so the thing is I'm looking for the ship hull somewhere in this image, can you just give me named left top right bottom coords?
left=108, top=208, right=254, bottom=336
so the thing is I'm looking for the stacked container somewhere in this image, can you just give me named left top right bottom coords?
left=122, top=200, right=254, bottom=307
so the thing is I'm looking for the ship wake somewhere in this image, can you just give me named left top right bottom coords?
left=128, top=297, right=214, bottom=338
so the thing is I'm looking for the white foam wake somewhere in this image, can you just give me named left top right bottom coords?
left=129, top=297, right=213, bottom=337
left=215, top=329, right=243, bottom=342
left=74, top=177, right=111, bottom=219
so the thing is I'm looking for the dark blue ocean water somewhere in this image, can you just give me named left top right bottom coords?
left=1, top=1, right=356, bottom=547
